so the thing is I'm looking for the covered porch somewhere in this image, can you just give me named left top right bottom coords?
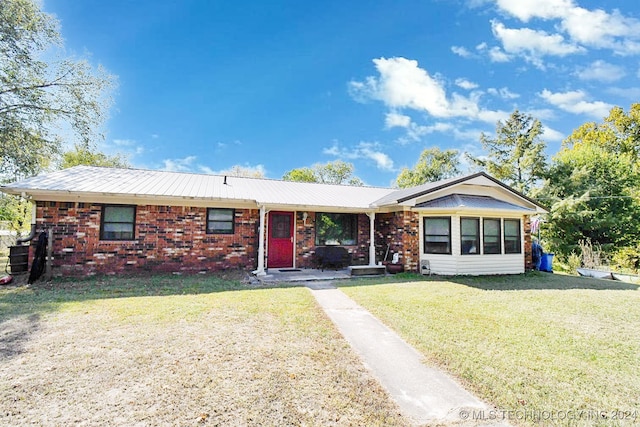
left=253, top=266, right=391, bottom=284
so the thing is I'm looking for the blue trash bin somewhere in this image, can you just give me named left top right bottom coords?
left=539, top=253, right=554, bottom=272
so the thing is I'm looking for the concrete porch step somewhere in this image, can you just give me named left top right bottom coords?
left=348, top=265, right=386, bottom=276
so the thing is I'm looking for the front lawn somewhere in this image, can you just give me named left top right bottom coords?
left=339, top=273, right=640, bottom=426
left=0, top=274, right=406, bottom=426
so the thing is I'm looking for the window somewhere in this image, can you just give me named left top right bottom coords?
left=424, top=217, right=451, bottom=254
left=483, top=218, right=502, bottom=254
left=460, top=218, right=480, bottom=255
left=101, top=205, right=135, bottom=240
left=315, top=213, right=357, bottom=245
left=207, top=208, right=235, bottom=234
left=504, top=219, right=521, bottom=254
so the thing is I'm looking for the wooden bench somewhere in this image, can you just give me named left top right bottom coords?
left=313, top=246, right=351, bottom=270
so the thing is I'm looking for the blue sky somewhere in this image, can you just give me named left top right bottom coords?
left=46, top=0, right=640, bottom=187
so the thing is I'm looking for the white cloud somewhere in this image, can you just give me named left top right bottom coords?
left=575, top=60, right=626, bottom=82
left=560, top=7, right=640, bottom=53
left=113, top=138, right=135, bottom=147
left=349, top=57, right=504, bottom=122
left=323, top=142, right=395, bottom=171
left=488, top=46, right=511, bottom=62
left=494, top=0, right=573, bottom=22
left=162, top=156, right=197, bottom=172
left=607, top=86, right=640, bottom=100
left=493, top=1, right=640, bottom=55
left=101, top=138, right=144, bottom=157
left=398, top=121, right=454, bottom=144
left=476, top=42, right=512, bottom=62
left=527, top=108, right=557, bottom=121
left=349, top=57, right=451, bottom=116
left=487, top=87, right=520, bottom=99
left=491, top=20, right=584, bottom=64
left=455, top=78, right=479, bottom=90
left=451, top=46, right=473, bottom=58
left=539, top=89, right=613, bottom=118
left=385, top=112, right=411, bottom=128
left=542, top=126, right=565, bottom=142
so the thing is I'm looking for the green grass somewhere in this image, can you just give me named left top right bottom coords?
left=338, top=272, right=640, bottom=426
left=0, top=274, right=406, bottom=426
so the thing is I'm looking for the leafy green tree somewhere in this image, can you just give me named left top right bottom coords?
left=0, top=194, right=31, bottom=236
left=542, top=106, right=640, bottom=257
left=0, top=0, right=115, bottom=181
left=282, top=167, right=317, bottom=183
left=60, top=144, right=130, bottom=169
left=395, top=147, right=460, bottom=188
left=283, top=160, right=364, bottom=186
left=467, top=110, right=547, bottom=195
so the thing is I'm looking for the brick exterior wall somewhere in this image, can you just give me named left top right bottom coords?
left=524, top=215, right=533, bottom=271
left=35, top=202, right=259, bottom=276
left=375, top=211, right=420, bottom=273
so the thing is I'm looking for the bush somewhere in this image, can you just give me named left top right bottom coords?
left=611, top=246, right=640, bottom=273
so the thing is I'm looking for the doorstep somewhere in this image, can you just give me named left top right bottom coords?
left=348, top=265, right=386, bottom=276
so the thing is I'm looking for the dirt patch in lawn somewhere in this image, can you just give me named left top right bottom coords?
left=0, top=278, right=407, bottom=426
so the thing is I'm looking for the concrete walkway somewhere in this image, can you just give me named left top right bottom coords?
left=307, top=282, right=502, bottom=426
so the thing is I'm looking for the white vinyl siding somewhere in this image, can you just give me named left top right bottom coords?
left=420, top=212, right=525, bottom=275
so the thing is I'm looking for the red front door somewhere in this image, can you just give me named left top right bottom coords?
left=268, top=211, right=294, bottom=268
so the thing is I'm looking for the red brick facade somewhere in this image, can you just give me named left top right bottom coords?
left=375, top=211, right=420, bottom=273
left=36, top=202, right=259, bottom=276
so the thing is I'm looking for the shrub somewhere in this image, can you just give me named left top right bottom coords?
left=611, top=246, right=640, bottom=273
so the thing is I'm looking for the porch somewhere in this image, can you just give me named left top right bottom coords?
left=254, top=266, right=388, bottom=284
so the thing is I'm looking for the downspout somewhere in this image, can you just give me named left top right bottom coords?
left=16, top=203, right=37, bottom=244
left=252, top=205, right=267, bottom=276
left=367, top=212, right=376, bottom=266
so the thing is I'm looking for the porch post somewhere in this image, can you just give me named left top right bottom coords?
left=253, top=205, right=267, bottom=276
left=368, top=212, right=376, bottom=266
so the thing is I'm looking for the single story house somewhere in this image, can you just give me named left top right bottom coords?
left=1, top=165, right=547, bottom=277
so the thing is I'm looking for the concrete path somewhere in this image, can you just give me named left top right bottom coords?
left=307, top=282, right=502, bottom=426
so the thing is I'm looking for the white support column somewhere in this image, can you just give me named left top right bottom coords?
left=253, top=205, right=267, bottom=276
left=368, top=212, right=376, bottom=266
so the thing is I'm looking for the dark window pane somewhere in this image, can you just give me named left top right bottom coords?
left=461, top=218, right=479, bottom=255
left=504, top=219, right=521, bottom=254
left=483, top=218, right=501, bottom=254
left=104, top=206, right=134, bottom=222
left=315, top=213, right=357, bottom=245
left=101, top=205, right=135, bottom=240
left=424, top=217, right=451, bottom=254
left=271, top=214, right=291, bottom=239
left=207, top=208, right=235, bottom=234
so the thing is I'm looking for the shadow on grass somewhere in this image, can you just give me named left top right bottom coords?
left=0, top=271, right=296, bottom=360
left=336, top=271, right=640, bottom=291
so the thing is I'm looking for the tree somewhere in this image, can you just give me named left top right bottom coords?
left=467, top=110, right=547, bottom=195
left=218, top=165, right=265, bottom=178
left=60, top=144, right=130, bottom=169
left=0, top=0, right=114, bottom=181
left=542, top=106, right=640, bottom=257
left=395, top=147, right=460, bottom=188
left=283, top=160, right=364, bottom=186
left=0, top=194, right=31, bottom=236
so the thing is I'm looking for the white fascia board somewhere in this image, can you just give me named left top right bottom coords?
left=12, top=190, right=259, bottom=209
left=413, top=207, right=534, bottom=216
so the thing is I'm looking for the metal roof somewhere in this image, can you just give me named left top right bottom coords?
left=415, top=194, right=536, bottom=212
left=1, top=166, right=392, bottom=210
left=2, top=166, right=546, bottom=213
